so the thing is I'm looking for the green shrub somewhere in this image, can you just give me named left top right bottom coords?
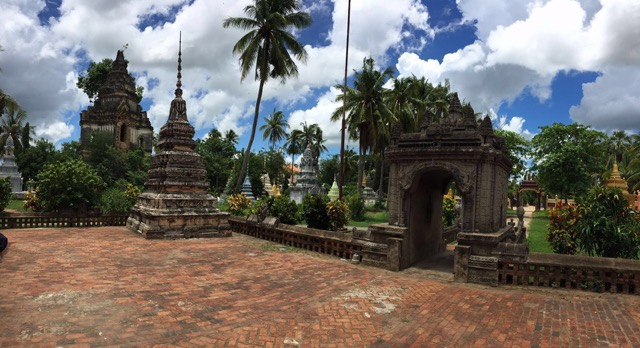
left=35, top=159, right=105, bottom=212
left=268, top=195, right=299, bottom=225
left=327, top=199, right=350, bottom=231
left=576, top=186, right=639, bottom=259
left=249, top=198, right=270, bottom=221
left=442, top=196, right=456, bottom=227
left=99, top=188, right=133, bottom=213
left=546, top=204, right=579, bottom=255
left=346, top=193, right=366, bottom=221
left=23, top=190, right=42, bottom=212
left=227, top=193, right=251, bottom=216
left=302, top=194, right=330, bottom=230
left=0, top=178, right=12, bottom=212
left=124, top=184, right=141, bottom=205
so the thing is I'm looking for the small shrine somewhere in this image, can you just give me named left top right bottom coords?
left=79, top=50, right=154, bottom=155
left=241, top=173, right=255, bottom=201
left=328, top=175, right=339, bottom=201
left=0, top=137, right=23, bottom=192
left=362, top=173, right=376, bottom=205
left=127, top=37, right=230, bottom=239
left=605, top=160, right=635, bottom=206
left=289, top=146, right=322, bottom=204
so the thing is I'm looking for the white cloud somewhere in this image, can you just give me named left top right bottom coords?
left=498, top=115, right=533, bottom=139
left=287, top=87, right=343, bottom=147
left=398, top=0, right=640, bottom=132
left=569, top=68, right=640, bottom=131
left=35, top=121, right=74, bottom=144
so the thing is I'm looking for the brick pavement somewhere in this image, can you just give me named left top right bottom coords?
left=1, top=227, right=639, bottom=347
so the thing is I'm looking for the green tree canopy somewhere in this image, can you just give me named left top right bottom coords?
left=36, top=159, right=105, bottom=212
left=494, top=129, right=531, bottom=180
left=16, top=138, right=58, bottom=189
left=195, top=129, right=237, bottom=195
left=77, top=58, right=144, bottom=102
left=224, top=0, right=312, bottom=193
left=531, top=123, right=607, bottom=203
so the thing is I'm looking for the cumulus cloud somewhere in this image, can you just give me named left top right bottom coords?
left=569, top=67, right=640, bottom=131
left=397, top=0, right=640, bottom=132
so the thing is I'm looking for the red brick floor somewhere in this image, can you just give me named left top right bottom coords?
left=1, top=227, right=639, bottom=347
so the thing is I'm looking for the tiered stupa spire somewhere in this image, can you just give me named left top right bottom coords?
left=127, top=33, right=230, bottom=239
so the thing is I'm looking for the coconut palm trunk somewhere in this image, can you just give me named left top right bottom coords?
left=234, top=78, right=266, bottom=193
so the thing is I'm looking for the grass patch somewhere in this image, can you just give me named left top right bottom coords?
left=532, top=210, right=549, bottom=218
left=527, top=215, right=553, bottom=253
left=5, top=199, right=29, bottom=213
left=348, top=210, right=389, bottom=228
left=260, top=242, right=305, bottom=253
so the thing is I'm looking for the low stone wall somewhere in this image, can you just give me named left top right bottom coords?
left=228, top=216, right=363, bottom=260
left=498, top=252, right=640, bottom=295
left=0, top=213, right=129, bottom=229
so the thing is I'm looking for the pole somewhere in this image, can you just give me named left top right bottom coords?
left=339, top=0, right=351, bottom=200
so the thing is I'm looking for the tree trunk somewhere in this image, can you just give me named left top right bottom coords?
left=234, top=78, right=266, bottom=193
left=291, top=153, right=295, bottom=185
left=377, top=150, right=384, bottom=200
left=357, top=147, right=364, bottom=195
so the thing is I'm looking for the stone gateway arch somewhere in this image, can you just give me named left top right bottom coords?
left=362, top=94, right=526, bottom=284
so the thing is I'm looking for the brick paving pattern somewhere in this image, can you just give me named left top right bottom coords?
left=1, top=227, right=639, bottom=347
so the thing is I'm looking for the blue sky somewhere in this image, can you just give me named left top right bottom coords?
left=1, top=0, right=639, bottom=158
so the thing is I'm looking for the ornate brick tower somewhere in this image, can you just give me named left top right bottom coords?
left=127, top=36, right=230, bottom=239
left=79, top=50, right=154, bottom=155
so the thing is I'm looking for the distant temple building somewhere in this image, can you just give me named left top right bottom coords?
left=79, top=50, right=154, bottom=155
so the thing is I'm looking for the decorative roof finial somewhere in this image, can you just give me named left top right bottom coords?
left=176, top=31, right=182, bottom=98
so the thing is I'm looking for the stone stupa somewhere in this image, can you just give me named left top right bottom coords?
left=127, top=35, right=230, bottom=239
left=289, top=146, right=322, bottom=204
left=328, top=174, right=339, bottom=201
left=0, top=137, right=23, bottom=192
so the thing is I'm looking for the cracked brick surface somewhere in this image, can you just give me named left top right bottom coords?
left=1, top=227, right=639, bottom=347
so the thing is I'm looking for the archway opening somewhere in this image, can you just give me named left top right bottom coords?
left=405, top=167, right=463, bottom=272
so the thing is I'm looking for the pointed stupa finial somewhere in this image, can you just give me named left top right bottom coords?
left=449, top=93, right=462, bottom=119
left=175, top=31, right=183, bottom=98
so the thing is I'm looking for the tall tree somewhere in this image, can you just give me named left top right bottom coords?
left=531, top=123, right=607, bottom=203
left=0, top=101, right=29, bottom=153
left=494, top=129, right=531, bottom=181
left=224, top=129, right=239, bottom=145
left=77, top=58, right=144, bottom=102
left=259, top=108, right=289, bottom=148
left=332, top=57, right=394, bottom=194
left=284, top=129, right=303, bottom=183
left=195, top=129, right=237, bottom=195
left=223, top=0, right=312, bottom=193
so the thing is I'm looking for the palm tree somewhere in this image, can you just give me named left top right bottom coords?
left=297, top=122, right=327, bottom=173
left=224, top=129, right=239, bottom=145
left=331, top=57, right=394, bottom=194
left=284, top=129, right=303, bottom=184
left=223, top=0, right=312, bottom=193
left=607, top=130, right=631, bottom=166
left=386, top=77, right=418, bottom=132
left=624, top=134, right=640, bottom=192
left=259, top=108, right=289, bottom=148
left=1, top=101, right=29, bottom=153
left=407, top=76, right=452, bottom=121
